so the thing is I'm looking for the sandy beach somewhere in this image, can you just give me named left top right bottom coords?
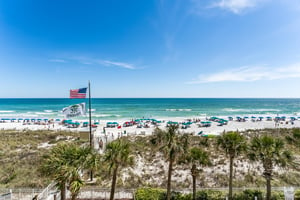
left=1, top=116, right=299, bottom=137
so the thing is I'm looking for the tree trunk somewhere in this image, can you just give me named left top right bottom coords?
left=167, top=159, right=173, bottom=200
left=191, top=164, right=197, bottom=200
left=266, top=175, right=271, bottom=200
left=229, top=156, right=234, bottom=200
left=61, top=182, right=66, bottom=200
left=71, top=194, right=76, bottom=200
left=110, top=166, right=118, bottom=200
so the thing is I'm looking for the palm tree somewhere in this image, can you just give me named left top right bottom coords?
left=248, top=135, right=293, bottom=200
left=184, top=147, right=211, bottom=200
left=217, top=131, right=246, bottom=200
left=151, top=125, right=189, bottom=200
left=103, top=138, right=134, bottom=200
left=40, top=143, right=99, bottom=200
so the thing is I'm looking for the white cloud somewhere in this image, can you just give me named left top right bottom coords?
left=188, top=63, right=300, bottom=83
left=102, top=60, right=136, bottom=70
left=50, top=56, right=137, bottom=70
left=189, top=0, right=270, bottom=14
left=49, top=59, right=67, bottom=63
left=211, top=0, right=255, bottom=14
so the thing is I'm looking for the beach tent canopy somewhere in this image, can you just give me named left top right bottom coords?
left=1, top=118, right=10, bottom=120
left=167, top=121, right=179, bottom=125
left=201, top=121, right=211, bottom=124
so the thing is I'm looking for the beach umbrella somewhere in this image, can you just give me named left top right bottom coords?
left=201, top=121, right=211, bottom=124
left=1, top=118, right=10, bottom=120
left=210, top=117, right=218, bottom=121
left=167, top=121, right=178, bottom=125
left=244, top=116, right=249, bottom=119
left=18, top=118, right=23, bottom=120
left=94, top=122, right=99, bottom=125
left=251, top=116, right=256, bottom=119
left=259, top=116, right=264, bottom=119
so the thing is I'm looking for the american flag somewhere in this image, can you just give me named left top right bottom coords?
left=70, top=87, right=87, bottom=99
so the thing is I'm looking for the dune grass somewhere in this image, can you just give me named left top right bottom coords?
left=0, top=130, right=80, bottom=188
left=1, top=128, right=300, bottom=189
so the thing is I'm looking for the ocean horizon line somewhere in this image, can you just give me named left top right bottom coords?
left=1, top=97, right=300, bottom=99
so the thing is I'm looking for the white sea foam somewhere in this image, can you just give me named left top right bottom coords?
left=44, top=110, right=53, bottom=113
left=93, top=114, right=121, bottom=117
left=0, top=110, right=14, bottom=113
left=35, top=112, right=54, bottom=115
left=166, top=109, right=192, bottom=112
left=222, top=108, right=281, bottom=112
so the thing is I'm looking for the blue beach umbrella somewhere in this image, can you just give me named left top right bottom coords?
left=1, top=118, right=10, bottom=120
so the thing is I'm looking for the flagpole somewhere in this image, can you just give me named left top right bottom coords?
left=88, top=81, right=93, bottom=181
left=88, top=81, right=92, bottom=148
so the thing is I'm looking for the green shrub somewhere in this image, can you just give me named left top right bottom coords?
left=135, top=187, right=165, bottom=200
left=271, top=191, right=284, bottom=200
left=196, top=190, right=226, bottom=200
left=295, top=189, right=300, bottom=200
left=233, top=189, right=263, bottom=200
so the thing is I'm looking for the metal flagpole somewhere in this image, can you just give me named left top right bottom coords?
left=88, top=81, right=93, bottom=181
left=88, top=81, right=92, bottom=148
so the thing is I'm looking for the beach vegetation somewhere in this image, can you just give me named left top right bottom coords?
left=248, top=135, right=294, bottom=200
left=216, top=131, right=246, bottom=200
left=0, top=129, right=80, bottom=188
left=103, top=138, right=134, bottom=200
left=150, top=124, right=189, bottom=200
left=39, top=143, right=99, bottom=200
left=180, top=146, right=211, bottom=200
left=1, top=128, right=300, bottom=198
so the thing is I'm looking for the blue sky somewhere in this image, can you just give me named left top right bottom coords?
left=1, top=0, right=300, bottom=98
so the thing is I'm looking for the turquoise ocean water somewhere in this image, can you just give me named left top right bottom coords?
left=0, top=98, right=300, bottom=120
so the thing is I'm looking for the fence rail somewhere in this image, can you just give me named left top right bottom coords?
left=1, top=186, right=299, bottom=200
left=0, top=188, right=43, bottom=200
left=0, top=192, right=11, bottom=200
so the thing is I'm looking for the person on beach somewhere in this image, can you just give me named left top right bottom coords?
left=99, top=139, right=103, bottom=149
